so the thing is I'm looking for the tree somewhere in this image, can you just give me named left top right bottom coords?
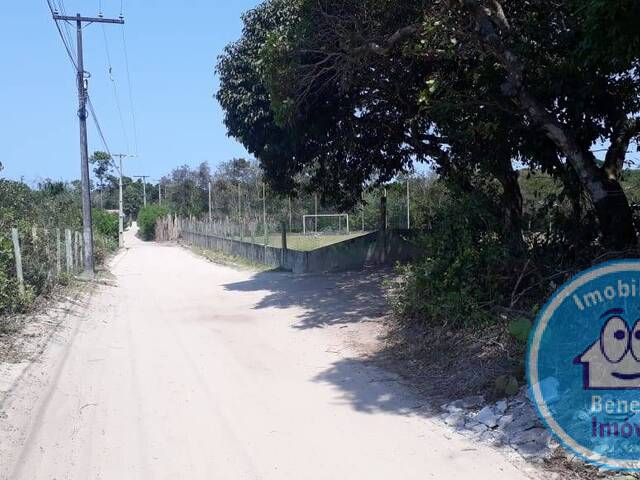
left=217, top=0, right=640, bottom=249
left=90, top=151, right=112, bottom=208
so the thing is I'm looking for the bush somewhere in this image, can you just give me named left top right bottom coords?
left=92, top=209, right=119, bottom=240
left=390, top=188, right=514, bottom=326
left=137, top=205, right=169, bottom=241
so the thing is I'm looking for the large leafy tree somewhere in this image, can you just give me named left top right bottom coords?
left=217, top=0, right=640, bottom=249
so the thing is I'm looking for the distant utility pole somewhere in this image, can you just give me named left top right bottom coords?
left=314, top=193, right=318, bottom=233
left=52, top=12, right=125, bottom=276
left=113, top=153, right=135, bottom=247
left=238, top=183, right=242, bottom=223
left=134, top=175, right=149, bottom=207
left=208, top=180, right=213, bottom=222
left=262, top=182, right=267, bottom=246
left=406, top=178, right=411, bottom=230
left=155, top=179, right=162, bottom=205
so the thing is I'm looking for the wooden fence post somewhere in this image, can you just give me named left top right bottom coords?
left=11, top=228, right=25, bottom=296
left=56, top=228, right=62, bottom=276
left=65, top=229, right=73, bottom=273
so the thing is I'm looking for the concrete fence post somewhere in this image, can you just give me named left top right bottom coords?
left=56, top=228, right=62, bottom=276
left=65, top=229, right=73, bottom=273
left=11, top=228, right=25, bottom=296
left=79, top=232, right=85, bottom=269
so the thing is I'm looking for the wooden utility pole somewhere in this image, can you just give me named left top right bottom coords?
left=52, top=13, right=125, bottom=276
left=134, top=175, right=150, bottom=206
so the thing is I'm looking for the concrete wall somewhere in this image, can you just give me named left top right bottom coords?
left=180, top=227, right=420, bottom=274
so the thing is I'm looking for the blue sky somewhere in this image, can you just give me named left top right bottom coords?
left=0, top=0, right=259, bottom=185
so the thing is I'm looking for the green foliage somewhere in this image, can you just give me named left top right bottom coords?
left=92, top=209, right=119, bottom=240
left=390, top=187, right=512, bottom=326
left=574, top=0, right=640, bottom=69
left=495, top=374, right=520, bottom=397
left=0, top=180, right=116, bottom=316
left=137, top=205, right=169, bottom=241
left=508, top=318, right=532, bottom=344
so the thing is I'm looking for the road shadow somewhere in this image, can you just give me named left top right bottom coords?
left=222, top=267, right=394, bottom=330
left=311, top=356, right=434, bottom=417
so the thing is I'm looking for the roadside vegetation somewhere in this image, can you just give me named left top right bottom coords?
left=137, top=205, right=170, bottom=241
left=214, top=0, right=640, bottom=397
left=0, top=178, right=118, bottom=316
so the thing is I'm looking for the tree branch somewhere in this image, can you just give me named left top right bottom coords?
left=350, top=23, right=422, bottom=56
left=604, top=117, right=640, bottom=180
left=451, top=0, right=608, bottom=202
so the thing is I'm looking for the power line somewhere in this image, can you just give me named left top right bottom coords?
left=45, top=0, right=77, bottom=70
left=87, top=95, right=120, bottom=172
left=101, top=23, right=131, bottom=152
left=121, top=25, right=139, bottom=154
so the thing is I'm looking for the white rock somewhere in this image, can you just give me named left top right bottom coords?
left=444, top=412, right=466, bottom=429
left=498, top=414, right=514, bottom=428
left=495, top=400, right=508, bottom=414
left=475, top=405, right=499, bottom=428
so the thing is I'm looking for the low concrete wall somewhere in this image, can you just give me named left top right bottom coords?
left=304, top=230, right=419, bottom=273
left=180, top=227, right=420, bottom=274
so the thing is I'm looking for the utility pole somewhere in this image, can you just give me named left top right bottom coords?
left=155, top=179, right=162, bottom=205
left=52, top=12, right=124, bottom=276
left=406, top=178, right=411, bottom=230
left=238, top=183, right=242, bottom=224
left=208, top=180, right=213, bottom=222
left=314, top=193, right=318, bottom=233
left=113, top=153, right=135, bottom=247
left=134, top=175, right=149, bottom=207
left=263, top=182, right=267, bottom=246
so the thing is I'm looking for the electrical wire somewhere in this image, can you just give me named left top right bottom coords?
left=45, top=0, right=77, bottom=70
left=121, top=25, right=139, bottom=155
left=54, top=0, right=76, bottom=60
left=102, top=24, right=131, bottom=153
left=87, top=95, right=121, bottom=174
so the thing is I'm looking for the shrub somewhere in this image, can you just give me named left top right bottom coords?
left=92, top=209, right=119, bottom=240
left=389, top=188, right=514, bottom=327
left=137, top=205, right=169, bottom=241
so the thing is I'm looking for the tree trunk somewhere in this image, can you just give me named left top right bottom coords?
left=593, top=176, right=637, bottom=251
left=492, top=161, right=525, bottom=254
left=453, top=0, right=638, bottom=250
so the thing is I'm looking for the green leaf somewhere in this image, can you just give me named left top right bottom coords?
left=508, top=317, right=532, bottom=344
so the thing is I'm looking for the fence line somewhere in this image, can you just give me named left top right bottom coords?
left=4, top=226, right=85, bottom=301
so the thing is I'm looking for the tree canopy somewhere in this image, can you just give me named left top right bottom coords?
left=217, top=0, right=640, bottom=249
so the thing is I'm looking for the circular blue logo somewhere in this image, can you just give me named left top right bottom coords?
left=527, top=260, right=640, bottom=470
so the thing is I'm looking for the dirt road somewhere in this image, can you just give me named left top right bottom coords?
left=0, top=226, right=539, bottom=479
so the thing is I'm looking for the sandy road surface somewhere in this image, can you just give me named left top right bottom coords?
left=0, top=226, right=539, bottom=480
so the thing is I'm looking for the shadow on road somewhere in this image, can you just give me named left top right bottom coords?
left=311, top=356, right=432, bottom=416
left=223, top=265, right=508, bottom=417
left=223, top=266, right=442, bottom=417
left=222, top=267, right=393, bottom=330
